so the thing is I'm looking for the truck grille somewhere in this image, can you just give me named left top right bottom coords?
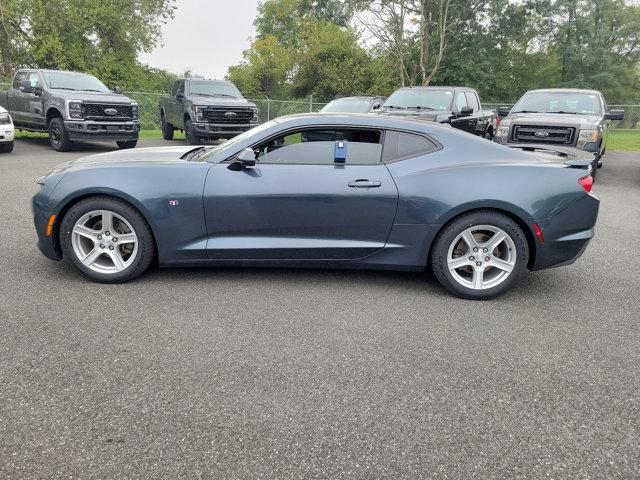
left=202, top=106, right=254, bottom=124
left=512, top=125, right=575, bottom=145
left=84, top=103, right=133, bottom=121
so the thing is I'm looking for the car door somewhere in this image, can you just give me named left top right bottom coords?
left=450, top=91, right=475, bottom=135
left=7, top=72, right=28, bottom=124
left=465, top=91, right=485, bottom=136
left=172, top=80, right=186, bottom=127
left=23, top=72, right=45, bottom=128
left=202, top=127, right=399, bottom=260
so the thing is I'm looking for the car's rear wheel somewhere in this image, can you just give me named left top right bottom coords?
left=431, top=210, right=529, bottom=299
left=116, top=140, right=137, bottom=149
left=49, top=117, right=73, bottom=152
left=161, top=116, right=174, bottom=140
left=0, top=141, right=13, bottom=153
left=185, top=120, right=200, bottom=145
left=60, top=197, right=155, bottom=283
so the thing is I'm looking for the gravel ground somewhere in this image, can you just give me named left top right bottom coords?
left=1, top=137, right=639, bottom=479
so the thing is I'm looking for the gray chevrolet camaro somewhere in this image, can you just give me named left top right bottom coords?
left=32, top=114, right=599, bottom=299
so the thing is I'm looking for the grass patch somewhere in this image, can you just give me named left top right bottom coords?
left=608, top=129, right=640, bottom=151
left=139, top=129, right=185, bottom=139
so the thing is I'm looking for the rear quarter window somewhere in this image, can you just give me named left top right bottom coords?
left=382, top=130, right=439, bottom=163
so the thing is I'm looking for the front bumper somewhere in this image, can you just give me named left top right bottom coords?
left=64, top=120, right=140, bottom=142
left=32, top=194, right=62, bottom=261
left=0, top=124, right=15, bottom=142
left=530, top=193, right=600, bottom=270
left=193, top=122, right=256, bottom=138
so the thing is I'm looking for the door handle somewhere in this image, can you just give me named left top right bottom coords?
left=348, top=179, right=381, bottom=188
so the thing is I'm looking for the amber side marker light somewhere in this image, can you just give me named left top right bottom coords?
left=46, top=214, right=56, bottom=237
left=532, top=223, right=544, bottom=243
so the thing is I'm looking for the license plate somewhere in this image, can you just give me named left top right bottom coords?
left=107, top=126, right=119, bottom=132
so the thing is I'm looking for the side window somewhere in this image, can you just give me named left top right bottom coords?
left=455, top=92, right=469, bottom=112
left=252, top=128, right=382, bottom=165
left=13, top=72, right=27, bottom=89
left=177, top=81, right=185, bottom=94
left=29, top=73, right=41, bottom=88
left=382, top=130, right=439, bottom=163
left=465, top=92, right=480, bottom=112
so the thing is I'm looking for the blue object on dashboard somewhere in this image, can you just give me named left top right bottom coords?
left=334, top=140, right=347, bottom=163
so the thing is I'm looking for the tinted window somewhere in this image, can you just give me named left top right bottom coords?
left=254, top=128, right=382, bottom=165
left=382, top=131, right=438, bottom=163
left=455, top=93, right=469, bottom=111
left=13, top=72, right=27, bottom=89
left=512, top=91, right=602, bottom=115
left=465, top=92, right=480, bottom=112
left=188, top=81, right=242, bottom=98
left=320, top=99, right=372, bottom=113
left=383, top=89, right=453, bottom=111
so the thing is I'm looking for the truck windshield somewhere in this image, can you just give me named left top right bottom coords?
left=512, top=92, right=602, bottom=115
left=43, top=72, right=111, bottom=93
left=383, top=89, right=453, bottom=111
left=189, top=82, right=242, bottom=98
left=321, top=99, right=371, bottom=113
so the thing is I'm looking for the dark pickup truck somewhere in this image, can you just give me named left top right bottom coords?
left=494, top=88, right=624, bottom=172
left=376, top=86, right=497, bottom=139
left=0, top=69, right=140, bottom=151
left=159, top=78, right=258, bottom=145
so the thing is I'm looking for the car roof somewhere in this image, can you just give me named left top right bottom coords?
left=525, top=88, right=602, bottom=95
left=394, top=86, right=476, bottom=92
left=181, top=78, right=233, bottom=83
left=28, top=69, right=93, bottom=76
left=330, top=96, right=386, bottom=102
left=273, top=112, right=451, bottom=132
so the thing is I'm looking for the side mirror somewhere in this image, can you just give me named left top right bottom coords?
left=33, top=86, right=43, bottom=96
left=605, top=109, right=624, bottom=121
left=113, top=86, right=123, bottom=94
left=371, top=103, right=381, bottom=110
left=458, top=106, right=473, bottom=117
left=19, top=79, right=32, bottom=94
left=497, top=106, right=511, bottom=117
left=228, top=147, right=256, bottom=170
left=176, top=92, right=184, bottom=101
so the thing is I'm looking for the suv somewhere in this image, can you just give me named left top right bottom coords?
left=159, top=78, right=258, bottom=145
left=376, top=86, right=497, bottom=139
left=0, top=69, right=140, bottom=151
left=494, top=88, right=624, bottom=170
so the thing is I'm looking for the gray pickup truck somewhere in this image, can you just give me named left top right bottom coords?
left=494, top=88, right=624, bottom=173
left=159, top=78, right=258, bottom=145
left=0, top=69, right=140, bottom=152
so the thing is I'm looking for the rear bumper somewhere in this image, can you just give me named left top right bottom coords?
left=64, top=120, right=140, bottom=142
left=193, top=122, right=255, bottom=138
left=530, top=193, right=600, bottom=270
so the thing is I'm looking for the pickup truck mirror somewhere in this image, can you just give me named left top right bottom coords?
left=113, top=86, right=123, bottom=94
left=458, top=106, right=473, bottom=117
left=176, top=92, right=185, bottom=101
left=497, top=106, right=511, bottom=117
left=605, top=109, right=624, bottom=121
left=19, top=80, right=33, bottom=94
left=228, top=147, right=257, bottom=170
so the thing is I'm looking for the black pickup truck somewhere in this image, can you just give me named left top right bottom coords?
left=159, top=78, right=258, bottom=145
left=376, top=86, right=497, bottom=139
left=0, top=69, right=139, bottom=151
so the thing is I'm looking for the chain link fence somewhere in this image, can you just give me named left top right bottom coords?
left=2, top=82, right=638, bottom=130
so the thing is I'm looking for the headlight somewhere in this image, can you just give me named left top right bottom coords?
left=251, top=107, right=259, bottom=123
left=0, top=112, right=11, bottom=124
left=577, top=129, right=598, bottom=148
left=497, top=125, right=510, bottom=142
left=131, top=103, right=139, bottom=120
left=68, top=101, right=84, bottom=119
left=192, top=105, right=206, bottom=122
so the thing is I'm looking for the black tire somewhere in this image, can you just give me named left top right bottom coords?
left=0, top=141, right=13, bottom=153
left=484, top=129, right=493, bottom=140
left=48, top=117, right=73, bottom=152
left=116, top=140, right=138, bottom=149
left=59, top=196, right=155, bottom=283
left=161, top=117, right=174, bottom=140
left=590, top=157, right=599, bottom=181
left=184, top=119, right=200, bottom=145
left=430, top=210, right=529, bottom=300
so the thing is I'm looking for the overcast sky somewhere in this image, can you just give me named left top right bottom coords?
left=138, top=0, right=261, bottom=79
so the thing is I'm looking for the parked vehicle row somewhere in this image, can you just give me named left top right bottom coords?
left=0, top=105, right=15, bottom=152
left=0, top=69, right=140, bottom=152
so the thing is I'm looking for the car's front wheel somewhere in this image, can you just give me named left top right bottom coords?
left=0, top=141, right=13, bottom=153
left=431, top=210, right=529, bottom=299
left=60, top=196, right=155, bottom=283
left=49, top=117, right=73, bottom=152
left=116, top=140, right=138, bottom=149
left=184, top=120, right=200, bottom=145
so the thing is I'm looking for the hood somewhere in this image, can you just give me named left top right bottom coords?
left=501, top=112, right=600, bottom=128
left=50, top=89, right=136, bottom=105
left=71, top=146, right=199, bottom=166
left=186, top=96, right=257, bottom=108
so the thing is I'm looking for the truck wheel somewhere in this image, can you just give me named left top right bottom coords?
left=185, top=120, right=200, bottom=145
left=0, top=141, right=14, bottom=153
left=116, top=140, right=138, bottom=149
left=48, top=117, right=73, bottom=152
left=161, top=119, right=174, bottom=140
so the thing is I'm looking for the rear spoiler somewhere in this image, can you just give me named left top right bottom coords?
left=563, top=158, right=593, bottom=169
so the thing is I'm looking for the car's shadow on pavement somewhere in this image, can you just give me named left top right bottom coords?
left=15, top=136, right=119, bottom=152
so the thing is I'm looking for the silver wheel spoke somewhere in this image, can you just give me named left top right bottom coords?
left=448, top=256, right=470, bottom=269
left=461, top=230, right=478, bottom=249
left=109, top=250, right=126, bottom=271
left=81, top=248, right=102, bottom=267
left=472, top=268, right=484, bottom=289
left=73, top=224, right=98, bottom=241
left=117, top=233, right=136, bottom=244
left=487, top=231, right=507, bottom=251
left=102, top=210, right=114, bottom=232
left=491, top=257, right=515, bottom=273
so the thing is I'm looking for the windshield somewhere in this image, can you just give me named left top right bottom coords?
left=201, top=120, right=276, bottom=161
left=189, top=81, right=242, bottom=98
left=320, top=99, right=371, bottom=113
left=43, top=72, right=111, bottom=92
left=512, top=92, right=602, bottom=115
left=383, top=89, right=453, bottom=110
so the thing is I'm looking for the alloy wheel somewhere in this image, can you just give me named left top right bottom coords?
left=71, top=209, right=138, bottom=274
left=446, top=225, right=517, bottom=290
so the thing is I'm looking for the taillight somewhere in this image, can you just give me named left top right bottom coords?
left=578, top=175, right=593, bottom=193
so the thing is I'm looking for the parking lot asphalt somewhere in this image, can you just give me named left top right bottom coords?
left=1, top=137, right=639, bottom=479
